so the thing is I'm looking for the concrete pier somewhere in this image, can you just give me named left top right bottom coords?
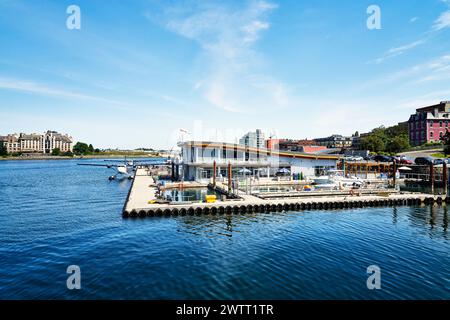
left=123, top=169, right=446, bottom=218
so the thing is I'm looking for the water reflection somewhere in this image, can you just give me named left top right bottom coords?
left=392, top=207, right=398, bottom=225
left=444, top=206, right=448, bottom=235
left=171, top=206, right=450, bottom=242
left=400, top=183, right=448, bottom=196
left=400, top=204, right=449, bottom=240
left=174, top=212, right=294, bottom=240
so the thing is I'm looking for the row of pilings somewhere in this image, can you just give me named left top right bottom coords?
left=123, top=196, right=445, bottom=218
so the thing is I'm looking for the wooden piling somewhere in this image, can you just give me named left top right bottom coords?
left=443, top=161, right=448, bottom=195
left=213, top=160, right=216, bottom=187
left=392, top=160, right=396, bottom=188
left=228, top=163, right=232, bottom=193
left=430, top=163, right=435, bottom=193
left=171, top=162, right=175, bottom=181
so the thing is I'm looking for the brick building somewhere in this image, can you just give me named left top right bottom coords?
left=265, top=139, right=319, bottom=151
left=408, top=101, right=450, bottom=146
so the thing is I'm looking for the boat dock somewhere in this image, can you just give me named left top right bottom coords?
left=123, top=168, right=447, bottom=218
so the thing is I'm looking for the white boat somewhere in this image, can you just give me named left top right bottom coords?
left=313, top=170, right=364, bottom=189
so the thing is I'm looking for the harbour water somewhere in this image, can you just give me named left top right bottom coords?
left=0, top=159, right=448, bottom=299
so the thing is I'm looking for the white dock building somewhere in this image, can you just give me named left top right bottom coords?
left=178, top=141, right=338, bottom=181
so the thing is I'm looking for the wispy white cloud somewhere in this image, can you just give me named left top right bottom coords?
left=371, top=39, right=426, bottom=64
left=0, top=77, right=124, bottom=105
left=433, top=10, right=450, bottom=30
left=148, top=0, right=295, bottom=113
left=363, top=54, right=450, bottom=87
left=396, top=89, right=450, bottom=110
left=412, top=55, right=450, bottom=83
left=372, top=2, right=450, bottom=64
left=242, top=20, right=270, bottom=43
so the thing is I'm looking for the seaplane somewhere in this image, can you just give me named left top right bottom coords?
left=78, top=157, right=168, bottom=181
left=77, top=158, right=134, bottom=180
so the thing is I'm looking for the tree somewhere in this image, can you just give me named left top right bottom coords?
left=360, top=135, right=385, bottom=153
left=88, top=144, right=94, bottom=153
left=73, top=142, right=90, bottom=155
left=94, top=148, right=100, bottom=153
left=0, top=143, right=7, bottom=156
left=51, top=148, right=61, bottom=156
left=360, top=123, right=411, bottom=154
left=385, top=135, right=410, bottom=153
left=385, top=122, right=408, bottom=137
left=63, top=151, right=73, bottom=157
left=441, top=130, right=450, bottom=155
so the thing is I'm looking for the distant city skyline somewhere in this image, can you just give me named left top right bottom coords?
left=1, top=0, right=450, bottom=149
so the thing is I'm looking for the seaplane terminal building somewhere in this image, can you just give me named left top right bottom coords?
left=178, top=141, right=339, bottom=181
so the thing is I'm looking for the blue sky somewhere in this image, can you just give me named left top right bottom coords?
left=1, top=0, right=450, bottom=149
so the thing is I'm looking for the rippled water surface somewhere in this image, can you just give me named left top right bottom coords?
left=0, top=159, right=449, bottom=299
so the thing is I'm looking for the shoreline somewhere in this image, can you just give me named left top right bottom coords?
left=0, top=154, right=163, bottom=161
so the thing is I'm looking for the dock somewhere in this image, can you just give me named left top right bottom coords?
left=123, top=168, right=447, bottom=218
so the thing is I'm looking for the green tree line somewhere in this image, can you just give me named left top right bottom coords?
left=72, top=142, right=100, bottom=155
left=359, top=123, right=411, bottom=154
left=0, top=143, right=7, bottom=157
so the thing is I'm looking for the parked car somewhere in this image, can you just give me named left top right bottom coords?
left=373, top=155, right=392, bottom=162
left=415, top=157, right=434, bottom=165
left=342, top=156, right=364, bottom=161
left=399, top=158, right=414, bottom=165
left=433, top=158, right=449, bottom=165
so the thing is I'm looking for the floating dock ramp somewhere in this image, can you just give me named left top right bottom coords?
left=123, top=168, right=446, bottom=218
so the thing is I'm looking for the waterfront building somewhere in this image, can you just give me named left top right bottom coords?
left=314, top=134, right=353, bottom=148
left=178, top=141, right=338, bottom=181
left=0, top=130, right=73, bottom=154
left=265, top=138, right=320, bottom=152
left=300, top=145, right=328, bottom=153
left=408, top=101, right=450, bottom=146
left=0, top=134, right=20, bottom=154
left=239, top=129, right=265, bottom=149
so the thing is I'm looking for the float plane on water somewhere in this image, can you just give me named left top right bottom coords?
left=77, top=157, right=168, bottom=180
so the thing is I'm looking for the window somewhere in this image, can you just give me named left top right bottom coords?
left=430, top=131, right=434, bottom=138
left=440, top=121, right=443, bottom=127
left=222, top=147, right=226, bottom=159
left=233, top=147, right=237, bottom=159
